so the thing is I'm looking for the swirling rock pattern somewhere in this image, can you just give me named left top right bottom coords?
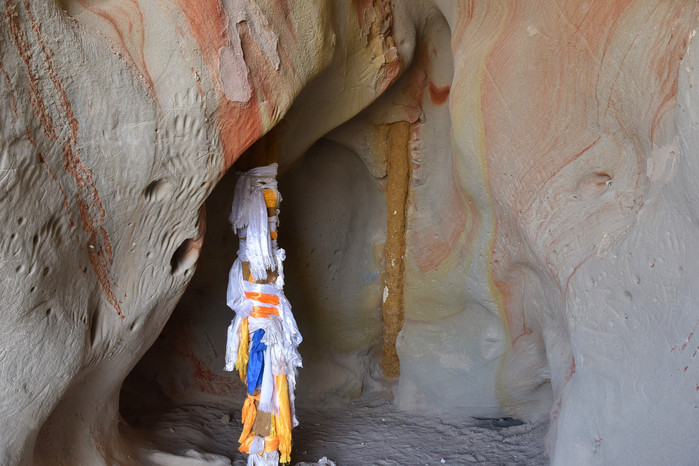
left=1, top=1, right=698, bottom=464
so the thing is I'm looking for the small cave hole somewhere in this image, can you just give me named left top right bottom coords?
left=144, top=179, right=172, bottom=202
left=170, top=238, right=199, bottom=275
left=89, top=315, right=98, bottom=348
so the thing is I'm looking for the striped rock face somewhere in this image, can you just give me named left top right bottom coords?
left=1, top=1, right=698, bottom=465
left=0, top=1, right=333, bottom=463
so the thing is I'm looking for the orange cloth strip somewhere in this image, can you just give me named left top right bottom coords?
left=239, top=394, right=258, bottom=444
left=245, top=291, right=280, bottom=306
left=250, top=306, right=279, bottom=318
left=239, top=393, right=281, bottom=456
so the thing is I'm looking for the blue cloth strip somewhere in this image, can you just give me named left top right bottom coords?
left=246, top=329, right=267, bottom=395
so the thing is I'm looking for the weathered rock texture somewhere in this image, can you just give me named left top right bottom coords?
left=1, top=1, right=698, bottom=465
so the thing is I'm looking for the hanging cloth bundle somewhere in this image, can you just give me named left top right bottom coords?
left=224, top=164, right=302, bottom=466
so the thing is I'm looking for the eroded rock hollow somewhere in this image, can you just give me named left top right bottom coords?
left=1, top=1, right=698, bottom=464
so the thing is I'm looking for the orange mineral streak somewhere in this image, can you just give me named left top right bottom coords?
left=380, top=121, right=411, bottom=378
left=7, top=1, right=123, bottom=318
left=74, top=0, right=155, bottom=96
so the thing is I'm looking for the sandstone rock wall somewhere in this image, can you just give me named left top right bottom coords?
left=1, top=1, right=698, bottom=465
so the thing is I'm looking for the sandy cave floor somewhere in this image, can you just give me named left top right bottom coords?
left=127, top=397, right=549, bottom=465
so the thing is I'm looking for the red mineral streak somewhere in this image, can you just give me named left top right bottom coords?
left=215, top=83, right=264, bottom=171
left=377, top=58, right=401, bottom=95
left=490, top=244, right=537, bottom=335
left=205, top=331, right=218, bottom=359
left=0, top=59, right=17, bottom=117
left=551, top=358, right=576, bottom=423
left=508, top=277, right=533, bottom=346
left=37, top=152, right=74, bottom=229
left=174, top=0, right=264, bottom=169
left=429, top=81, right=450, bottom=105
left=169, top=307, right=238, bottom=396
left=5, top=4, right=56, bottom=138
left=352, top=0, right=377, bottom=37
left=403, top=44, right=475, bottom=272
left=353, top=0, right=401, bottom=94
left=75, top=0, right=155, bottom=96
left=272, top=0, right=296, bottom=41
left=679, top=326, right=696, bottom=352
left=173, top=0, right=228, bottom=90
left=7, top=1, right=123, bottom=318
left=411, top=173, right=478, bottom=273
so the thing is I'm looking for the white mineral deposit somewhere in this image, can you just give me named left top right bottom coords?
left=1, top=1, right=697, bottom=465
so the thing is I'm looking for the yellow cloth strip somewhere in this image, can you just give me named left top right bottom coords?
left=235, top=317, right=249, bottom=382
left=275, top=375, right=293, bottom=464
left=238, top=394, right=282, bottom=456
left=263, top=189, right=277, bottom=209
left=264, top=189, right=278, bottom=241
left=239, top=434, right=280, bottom=455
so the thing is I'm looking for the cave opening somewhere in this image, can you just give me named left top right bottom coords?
left=118, top=135, right=549, bottom=465
left=118, top=11, right=551, bottom=460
